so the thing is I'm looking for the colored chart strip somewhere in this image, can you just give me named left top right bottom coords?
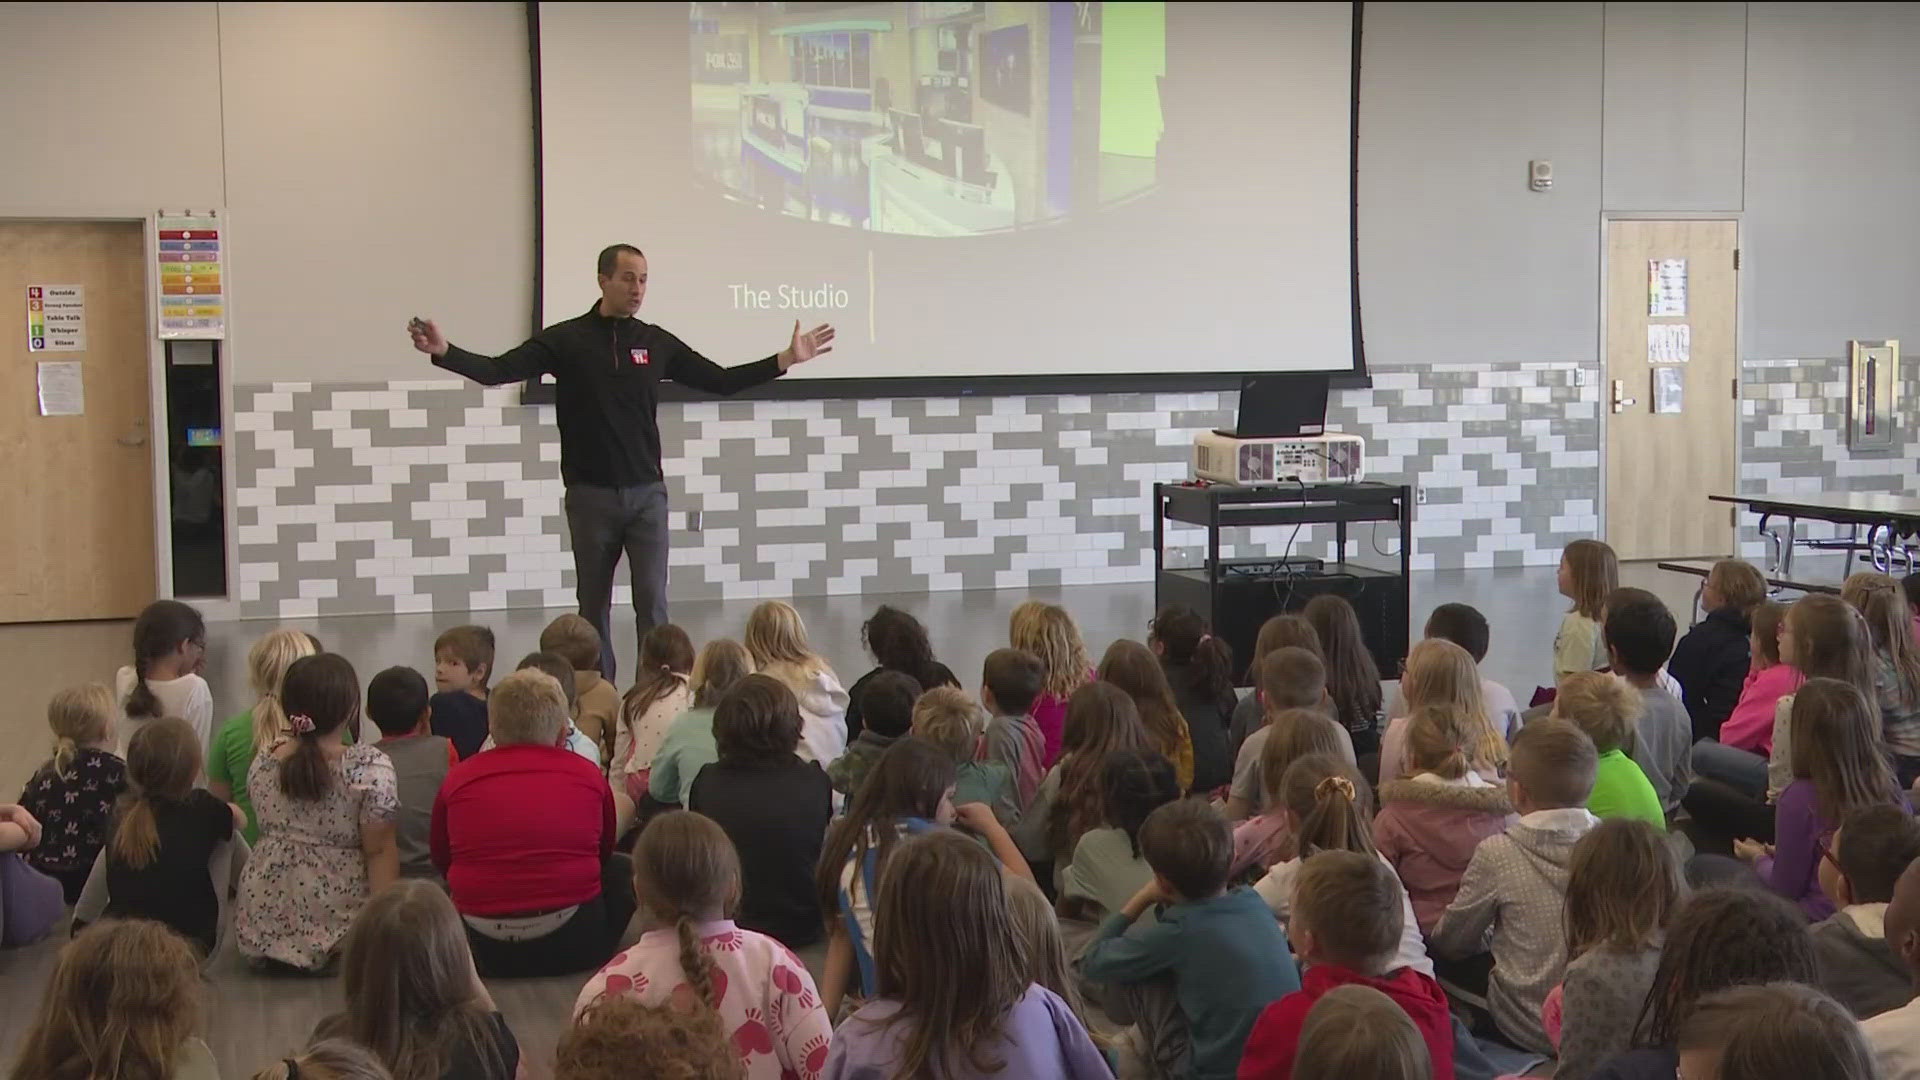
left=155, top=213, right=226, bottom=339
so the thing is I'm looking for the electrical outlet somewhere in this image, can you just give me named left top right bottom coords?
left=1415, top=486, right=1429, bottom=505
left=687, top=510, right=703, bottom=532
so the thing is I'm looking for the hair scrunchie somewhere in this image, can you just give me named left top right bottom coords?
left=1315, top=774, right=1357, bottom=802
left=288, top=713, right=316, bottom=735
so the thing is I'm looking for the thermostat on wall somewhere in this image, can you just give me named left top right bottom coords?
left=1529, top=160, right=1553, bottom=192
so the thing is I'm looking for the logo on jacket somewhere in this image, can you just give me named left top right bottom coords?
left=631, top=348, right=649, bottom=366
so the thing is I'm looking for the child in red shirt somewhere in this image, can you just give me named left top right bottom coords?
left=1238, top=850, right=1454, bottom=1080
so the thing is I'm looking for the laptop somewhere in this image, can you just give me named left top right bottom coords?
left=1216, top=373, right=1330, bottom=438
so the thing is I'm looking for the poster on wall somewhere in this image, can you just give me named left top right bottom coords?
left=155, top=212, right=226, bottom=339
left=26, top=285, right=86, bottom=351
left=36, top=360, right=84, bottom=417
left=1648, top=258, right=1687, bottom=318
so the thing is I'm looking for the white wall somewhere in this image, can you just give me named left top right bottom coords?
left=0, top=1, right=531, bottom=384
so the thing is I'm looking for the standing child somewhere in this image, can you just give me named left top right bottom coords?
left=1287, top=985, right=1435, bottom=1080
left=541, top=613, right=620, bottom=765
left=1100, top=639, right=1198, bottom=793
left=688, top=675, right=833, bottom=952
left=1812, top=804, right=1920, bottom=1019
left=1011, top=601, right=1095, bottom=767
left=1014, top=683, right=1152, bottom=889
left=826, top=830, right=1112, bottom=1079
left=1151, top=606, right=1238, bottom=795
left=1605, top=587, right=1692, bottom=817
left=366, top=666, right=452, bottom=881
left=1081, top=798, right=1301, bottom=1080
left=315, top=879, right=519, bottom=1080
left=1585, top=889, right=1815, bottom=1079
left=1852, top=577, right=1920, bottom=785
left=8, top=920, right=219, bottom=1080
left=116, top=599, right=212, bottom=758
left=1551, top=819, right=1681, bottom=1080
left=843, top=604, right=960, bottom=741
left=1429, top=718, right=1601, bottom=1054
left=209, top=629, right=319, bottom=842
left=1303, top=595, right=1385, bottom=758
left=1226, top=649, right=1352, bottom=821
left=1669, top=560, right=1768, bottom=742
left=914, top=686, right=1017, bottom=822
left=1374, top=707, right=1517, bottom=936
left=1230, top=616, right=1322, bottom=760
left=1239, top=850, right=1455, bottom=1080
left=1249, top=755, right=1432, bottom=978
left=980, top=647, right=1049, bottom=814
left=18, top=684, right=126, bottom=901
left=1555, top=540, right=1619, bottom=682
left=104, top=717, right=243, bottom=956
left=1059, top=751, right=1183, bottom=924
left=430, top=625, right=495, bottom=761
left=1379, top=638, right=1507, bottom=786
left=1230, top=710, right=1354, bottom=879
left=1735, top=678, right=1908, bottom=921
left=648, top=639, right=753, bottom=808
left=745, top=601, right=849, bottom=766
left=612, top=624, right=695, bottom=802
left=1553, top=671, right=1665, bottom=828
left=828, top=670, right=920, bottom=800
left=576, top=812, right=830, bottom=1080
left=236, top=653, right=401, bottom=972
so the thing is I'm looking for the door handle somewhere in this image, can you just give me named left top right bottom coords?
left=118, top=419, right=148, bottom=447
left=1611, top=379, right=1638, bottom=414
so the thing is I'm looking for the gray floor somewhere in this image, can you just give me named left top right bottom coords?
left=0, top=561, right=1727, bottom=1077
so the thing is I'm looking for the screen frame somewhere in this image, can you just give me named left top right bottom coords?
left=523, top=1, right=1369, bottom=402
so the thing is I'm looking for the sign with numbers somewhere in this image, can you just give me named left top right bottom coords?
left=26, top=284, right=86, bottom=351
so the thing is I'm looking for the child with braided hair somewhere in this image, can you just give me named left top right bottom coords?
left=574, top=811, right=830, bottom=1080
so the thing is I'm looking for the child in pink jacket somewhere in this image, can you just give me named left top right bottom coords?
left=1372, top=711, right=1517, bottom=934
left=1717, top=601, right=1802, bottom=755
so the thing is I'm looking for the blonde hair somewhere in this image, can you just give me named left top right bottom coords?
left=1010, top=601, right=1091, bottom=701
left=1292, top=984, right=1432, bottom=1080
left=912, top=686, right=983, bottom=762
left=1003, top=874, right=1096, bottom=1034
left=251, top=1041, right=394, bottom=1080
left=1706, top=560, right=1768, bottom=613
left=46, top=683, right=115, bottom=780
left=1562, top=539, right=1619, bottom=620
left=1842, top=571, right=1899, bottom=612
left=1855, top=580, right=1920, bottom=712
left=248, top=629, right=320, bottom=753
left=1565, top=818, right=1679, bottom=959
left=1401, top=638, right=1506, bottom=776
left=329, top=881, right=502, bottom=1080
left=630, top=812, right=741, bottom=1012
left=744, top=600, right=830, bottom=685
left=487, top=669, right=568, bottom=747
left=1553, top=670, right=1645, bottom=755
left=9, top=919, right=205, bottom=1080
left=113, top=718, right=202, bottom=871
left=689, top=638, right=753, bottom=710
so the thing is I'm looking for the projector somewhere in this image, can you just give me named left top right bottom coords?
left=1193, top=432, right=1367, bottom=486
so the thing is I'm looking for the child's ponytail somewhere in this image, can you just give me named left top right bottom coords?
left=113, top=717, right=201, bottom=870
left=632, top=811, right=739, bottom=1012
left=1282, top=753, right=1376, bottom=858
left=125, top=600, right=206, bottom=720
left=1151, top=605, right=1237, bottom=715
left=47, top=683, right=115, bottom=780
left=247, top=629, right=320, bottom=753
left=276, top=654, right=362, bottom=802
left=674, top=916, right=721, bottom=1010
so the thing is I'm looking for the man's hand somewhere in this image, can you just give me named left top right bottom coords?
left=777, top=321, right=835, bottom=370
left=408, top=317, right=449, bottom=359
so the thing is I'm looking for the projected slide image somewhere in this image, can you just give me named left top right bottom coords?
left=690, top=1, right=1166, bottom=237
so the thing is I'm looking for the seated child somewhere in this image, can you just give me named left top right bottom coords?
left=541, top=613, right=620, bottom=765
left=1812, top=804, right=1920, bottom=1019
left=610, top=626, right=694, bottom=800
left=980, top=647, right=1049, bottom=813
left=1551, top=819, right=1680, bottom=1080
left=1677, top=984, right=1878, bottom=1080
left=1554, top=540, right=1618, bottom=681
left=745, top=601, right=849, bottom=766
left=914, top=686, right=1017, bottom=823
left=1374, top=706, right=1517, bottom=936
left=1231, top=709, right=1354, bottom=879
left=827, top=669, right=920, bottom=799
left=575, top=812, right=829, bottom=1079
left=557, top=996, right=741, bottom=1080
left=1554, top=670, right=1665, bottom=828
left=843, top=604, right=960, bottom=741
left=116, top=600, right=214, bottom=758
left=1668, top=560, right=1767, bottom=742
left=1012, top=682, right=1153, bottom=891
left=1081, top=798, right=1301, bottom=1080
left=1287, top=984, right=1436, bottom=1080
left=251, top=1040, right=393, bottom=1080
left=1226, top=648, right=1352, bottom=821
left=1230, top=615, right=1323, bottom=760
left=367, top=665, right=453, bottom=880
left=519, top=651, right=602, bottom=765
left=431, top=624, right=495, bottom=761
left=1429, top=718, right=1601, bottom=1054
left=10, top=920, right=219, bottom=1079
left=18, top=683, right=126, bottom=901
left=1379, top=637, right=1508, bottom=786
left=1605, top=587, right=1692, bottom=816
left=103, top=717, right=243, bottom=956
left=1392, top=603, right=1522, bottom=741
left=1239, top=850, right=1455, bottom=1079
left=0, top=804, right=63, bottom=948
left=1058, top=750, right=1182, bottom=924
left=1710, top=600, right=1801, bottom=756
left=827, top=830, right=1110, bottom=1079
left=647, top=639, right=753, bottom=808
left=688, top=675, right=833, bottom=952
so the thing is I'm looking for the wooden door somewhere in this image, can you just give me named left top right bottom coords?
left=0, top=221, right=155, bottom=621
left=1604, top=219, right=1739, bottom=561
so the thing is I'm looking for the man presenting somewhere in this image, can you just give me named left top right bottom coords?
left=409, top=243, right=834, bottom=679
